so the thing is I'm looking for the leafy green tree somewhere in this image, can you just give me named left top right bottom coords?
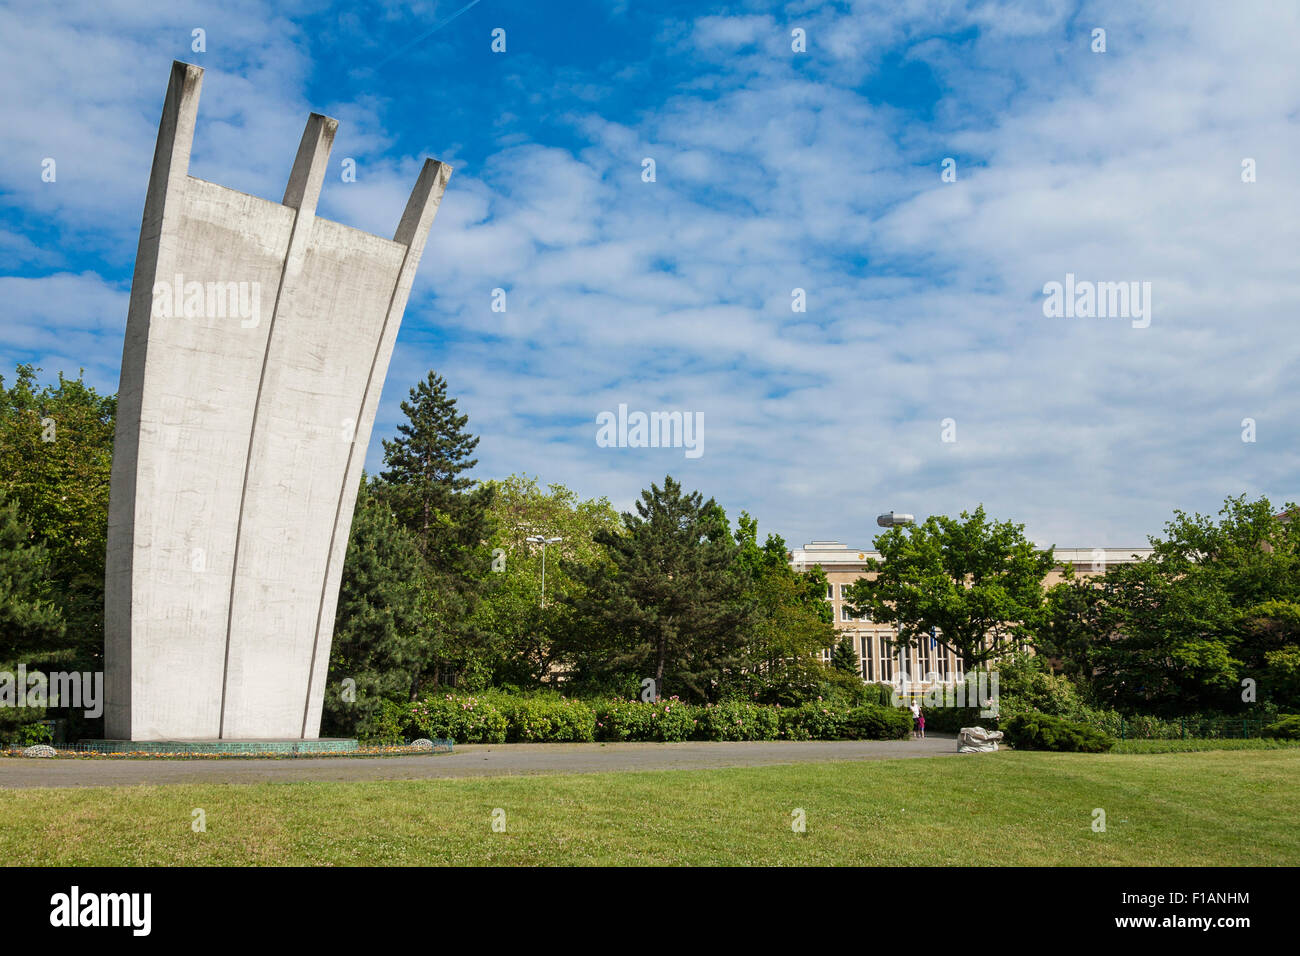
left=377, top=371, right=494, bottom=693
left=567, top=476, right=751, bottom=702
left=323, top=478, right=426, bottom=737
left=1041, top=495, right=1300, bottom=715
left=846, top=505, right=1055, bottom=671
left=1036, top=567, right=1107, bottom=681
left=471, top=474, right=621, bottom=686
left=0, top=364, right=114, bottom=670
left=730, top=512, right=838, bottom=702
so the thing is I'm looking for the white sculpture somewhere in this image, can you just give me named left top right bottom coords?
left=958, top=726, right=1004, bottom=753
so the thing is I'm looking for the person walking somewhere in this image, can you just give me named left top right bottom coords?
left=909, top=700, right=921, bottom=738
left=917, top=706, right=926, bottom=739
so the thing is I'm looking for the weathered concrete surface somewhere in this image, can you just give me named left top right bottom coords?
left=0, top=737, right=959, bottom=789
left=104, top=61, right=450, bottom=741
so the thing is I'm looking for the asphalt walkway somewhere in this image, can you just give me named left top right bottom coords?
left=0, top=735, right=957, bottom=789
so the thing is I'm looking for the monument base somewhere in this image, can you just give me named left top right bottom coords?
left=78, top=738, right=361, bottom=755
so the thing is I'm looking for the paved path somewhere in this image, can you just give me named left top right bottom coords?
left=0, top=736, right=957, bottom=789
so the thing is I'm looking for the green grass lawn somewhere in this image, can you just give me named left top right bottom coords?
left=2, top=749, right=1296, bottom=865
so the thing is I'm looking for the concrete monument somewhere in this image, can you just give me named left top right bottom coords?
left=104, top=61, right=450, bottom=740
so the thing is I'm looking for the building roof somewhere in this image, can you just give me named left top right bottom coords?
left=788, top=541, right=1154, bottom=570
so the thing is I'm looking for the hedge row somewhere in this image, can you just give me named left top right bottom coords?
left=380, top=694, right=914, bottom=744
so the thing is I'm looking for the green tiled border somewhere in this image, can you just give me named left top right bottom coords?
left=77, top=738, right=360, bottom=754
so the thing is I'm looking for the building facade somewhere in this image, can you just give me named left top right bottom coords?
left=788, top=540, right=1154, bottom=689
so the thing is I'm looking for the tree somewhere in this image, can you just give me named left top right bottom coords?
left=471, top=474, right=621, bottom=686
left=1040, top=495, right=1300, bottom=715
left=380, top=372, right=487, bottom=558
left=730, top=512, right=838, bottom=703
left=846, top=505, right=1056, bottom=671
left=831, top=635, right=859, bottom=675
left=1036, top=567, right=1106, bottom=681
left=377, top=371, right=495, bottom=693
left=323, top=478, right=426, bottom=736
left=0, top=364, right=114, bottom=671
left=0, top=495, right=66, bottom=743
left=0, top=494, right=67, bottom=660
left=567, top=476, right=751, bottom=702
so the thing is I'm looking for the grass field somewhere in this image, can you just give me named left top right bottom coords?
left=2, top=749, right=1296, bottom=866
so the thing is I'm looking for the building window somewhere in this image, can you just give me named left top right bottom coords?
left=936, top=641, right=951, bottom=681
left=877, top=634, right=894, bottom=682
left=860, top=635, right=874, bottom=681
left=825, top=583, right=833, bottom=600
left=919, top=635, right=933, bottom=680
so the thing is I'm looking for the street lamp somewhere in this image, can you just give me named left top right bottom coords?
left=525, top=535, right=563, bottom=608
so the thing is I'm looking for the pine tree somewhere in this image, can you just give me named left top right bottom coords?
left=377, top=371, right=494, bottom=693
left=569, top=476, right=751, bottom=701
left=831, top=635, right=860, bottom=676
left=324, top=478, right=425, bottom=737
left=380, top=372, right=487, bottom=562
left=0, top=494, right=67, bottom=664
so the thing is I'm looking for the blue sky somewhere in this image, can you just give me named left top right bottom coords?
left=3, top=0, right=1298, bottom=549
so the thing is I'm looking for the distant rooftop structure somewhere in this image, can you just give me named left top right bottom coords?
left=788, top=541, right=1154, bottom=572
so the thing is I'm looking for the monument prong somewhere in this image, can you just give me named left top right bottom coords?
left=283, top=112, right=338, bottom=213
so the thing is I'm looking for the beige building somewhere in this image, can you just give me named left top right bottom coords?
left=788, top=540, right=1154, bottom=687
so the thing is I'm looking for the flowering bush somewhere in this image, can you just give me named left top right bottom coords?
left=408, top=694, right=508, bottom=744
left=357, top=699, right=408, bottom=743
left=391, top=693, right=912, bottom=744
left=592, top=698, right=699, bottom=741
left=697, top=701, right=779, bottom=741
left=649, top=698, right=697, bottom=741
left=778, top=702, right=848, bottom=740
left=593, top=698, right=654, bottom=741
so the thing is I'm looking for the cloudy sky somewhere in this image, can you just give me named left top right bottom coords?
left=3, top=0, right=1297, bottom=550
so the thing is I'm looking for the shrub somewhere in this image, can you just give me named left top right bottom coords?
left=779, top=702, right=848, bottom=740
left=1003, top=712, right=1116, bottom=753
left=357, top=699, right=408, bottom=743
left=843, top=704, right=912, bottom=740
left=593, top=699, right=650, bottom=741
left=495, top=697, right=596, bottom=742
left=697, top=701, right=779, bottom=741
left=407, top=694, right=508, bottom=744
left=649, top=698, right=698, bottom=741
left=1263, top=715, right=1300, bottom=740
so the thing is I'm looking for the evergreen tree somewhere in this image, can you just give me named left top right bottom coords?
left=831, top=634, right=860, bottom=675
left=0, top=494, right=67, bottom=662
left=568, top=476, right=750, bottom=702
left=324, top=478, right=425, bottom=737
left=377, top=371, right=494, bottom=693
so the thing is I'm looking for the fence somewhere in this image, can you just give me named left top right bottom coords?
left=1117, top=716, right=1267, bottom=741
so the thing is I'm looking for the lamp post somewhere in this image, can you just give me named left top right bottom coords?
left=525, top=535, right=563, bottom=608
